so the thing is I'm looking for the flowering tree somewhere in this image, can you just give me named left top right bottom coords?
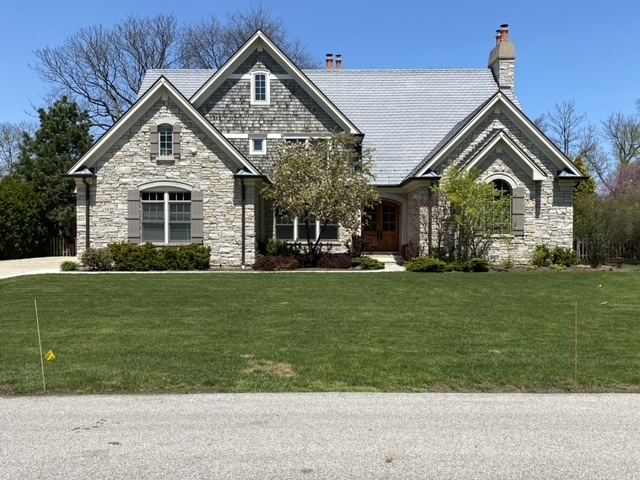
left=263, top=132, right=379, bottom=259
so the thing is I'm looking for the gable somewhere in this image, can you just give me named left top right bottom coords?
left=189, top=31, right=361, bottom=135
left=68, top=77, right=260, bottom=176
left=412, top=93, right=581, bottom=181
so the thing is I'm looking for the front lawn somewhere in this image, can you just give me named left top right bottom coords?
left=1, top=270, right=639, bottom=394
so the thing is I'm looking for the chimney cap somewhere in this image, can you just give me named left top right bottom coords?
left=500, top=23, right=509, bottom=28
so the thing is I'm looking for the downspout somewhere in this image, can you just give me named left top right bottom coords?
left=240, top=179, right=246, bottom=267
left=81, top=178, right=91, bottom=251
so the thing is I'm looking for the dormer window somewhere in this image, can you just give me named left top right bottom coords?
left=251, top=70, right=270, bottom=105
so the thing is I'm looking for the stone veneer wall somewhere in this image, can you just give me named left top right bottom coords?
left=417, top=109, right=574, bottom=265
left=77, top=96, right=256, bottom=267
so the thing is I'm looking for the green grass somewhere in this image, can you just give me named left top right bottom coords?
left=1, top=270, right=639, bottom=395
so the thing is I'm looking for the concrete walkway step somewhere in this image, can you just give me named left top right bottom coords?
left=368, top=253, right=405, bottom=271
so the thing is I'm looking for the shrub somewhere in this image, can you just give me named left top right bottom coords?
left=266, top=239, right=299, bottom=256
left=502, top=257, right=514, bottom=270
left=550, top=263, right=567, bottom=271
left=552, top=246, right=579, bottom=267
left=60, top=261, right=78, bottom=271
left=107, top=242, right=211, bottom=271
left=175, top=243, right=211, bottom=270
left=346, top=234, right=377, bottom=258
left=531, top=244, right=552, bottom=267
left=317, top=253, right=353, bottom=269
left=81, top=248, right=113, bottom=271
left=252, top=255, right=303, bottom=271
left=352, top=257, right=385, bottom=270
left=444, top=261, right=470, bottom=272
left=469, top=258, right=490, bottom=272
left=405, top=257, right=446, bottom=272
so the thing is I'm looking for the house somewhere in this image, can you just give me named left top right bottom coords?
left=67, top=25, right=585, bottom=266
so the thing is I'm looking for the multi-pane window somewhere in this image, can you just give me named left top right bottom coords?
left=275, top=213, right=338, bottom=242
left=159, top=125, right=173, bottom=157
left=254, top=73, right=266, bottom=102
left=491, top=179, right=512, bottom=234
left=141, top=191, right=191, bottom=243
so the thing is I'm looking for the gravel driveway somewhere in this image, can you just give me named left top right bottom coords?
left=0, top=256, right=75, bottom=280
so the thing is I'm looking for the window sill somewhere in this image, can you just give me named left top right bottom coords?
left=156, top=156, right=175, bottom=165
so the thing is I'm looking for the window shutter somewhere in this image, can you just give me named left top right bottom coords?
left=150, top=124, right=158, bottom=158
left=127, top=189, right=141, bottom=243
left=173, top=124, right=181, bottom=159
left=512, top=187, right=525, bottom=237
left=191, top=190, right=203, bottom=244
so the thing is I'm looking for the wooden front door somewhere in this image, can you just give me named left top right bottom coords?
left=363, top=200, right=400, bottom=251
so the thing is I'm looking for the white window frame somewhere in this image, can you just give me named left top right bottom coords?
left=249, top=134, right=267, bottom=155
left=250, top=70, right=270, bottom=105
left=141, top=189, right=192, bottom=244
left=274, top=213, right=339, bottom=242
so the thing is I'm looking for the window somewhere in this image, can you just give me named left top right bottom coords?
left=141, top=191, right=191, bottom=243
left=251, top=71, right=270, bottom=105
left=491, top=179, right=512, bottom=234
left=159, top=125, right=173, bottom=157
left=250, top=135, right=267, bottom=155
left=275, top=213, right=338, bottom=242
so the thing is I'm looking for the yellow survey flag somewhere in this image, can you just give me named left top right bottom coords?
left=44, top=350, right=56, bottom=362
left=600, top=301, right=609, bottom=306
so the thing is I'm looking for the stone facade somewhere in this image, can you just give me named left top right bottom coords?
left=77, top=96, right=256, bottom=267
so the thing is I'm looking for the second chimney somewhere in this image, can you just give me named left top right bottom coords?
left=488, top=24, right=516, bottom=91
left=335, top=54, right=342, bottom=71
left=326, top=54, right=334, bottom=71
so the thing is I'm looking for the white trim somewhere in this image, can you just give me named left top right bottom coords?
left=67, top=77, right=260, bottom=176
left=464, top=132, right=547, bottom=181
left=250, top=70, right=270, bottom=106
left=224, top=133, right=249, bottom=139
left=229, top=73, right=293, bottom=80
left=138, top=179, right=194, bottom=191
left=415, top=93, right=579, bottom=178
left=249, top=134, right=267, bottom=155
left=189, top=31, right=361, bottom=135
left=267, top=133, right=282, bottom=139
left=484, top=173, right=517, bottom=189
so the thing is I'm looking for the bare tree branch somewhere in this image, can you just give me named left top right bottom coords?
left=546, top=100, right=586, bottom=157
left=32, top=7, right=319, bottom=131
left=601, top=112, right=640, bottom=166
left=0, top=121, right=36, bottom=177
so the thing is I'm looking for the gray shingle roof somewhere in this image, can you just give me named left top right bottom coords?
left=139, top=70, right=215, bottom=100
left=140, top=68, right=514, bottom=185
left=304, top=70, right=500, bottom=185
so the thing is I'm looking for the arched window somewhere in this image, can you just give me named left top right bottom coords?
left=491, top=179, right=512, bottom=234
left=251, top=70, right=270, bottom=105
left=141, top=189, right=191, bottom=243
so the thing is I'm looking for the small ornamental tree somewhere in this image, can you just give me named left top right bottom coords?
left=432, top=164, right=511, bottom=261
left=263, top=132, right=380, bottom=261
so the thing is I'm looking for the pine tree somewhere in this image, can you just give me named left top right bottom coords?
left=16, top=97, right=92, bottom=238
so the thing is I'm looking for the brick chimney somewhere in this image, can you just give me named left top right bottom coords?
left=488, top=24, right=516, bottom=91
left=326, top=54, right=334, bottom=71
left=335, top=54, right=342, bottom=71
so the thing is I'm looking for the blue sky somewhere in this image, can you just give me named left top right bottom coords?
left=2, top=0, right=639, bottom=128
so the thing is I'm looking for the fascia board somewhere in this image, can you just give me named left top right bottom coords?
left=465, top=132, right=547, bottom=181
left=68, top=77, right=259, bottom=176
left=190, top=31, right=361, bottom=135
